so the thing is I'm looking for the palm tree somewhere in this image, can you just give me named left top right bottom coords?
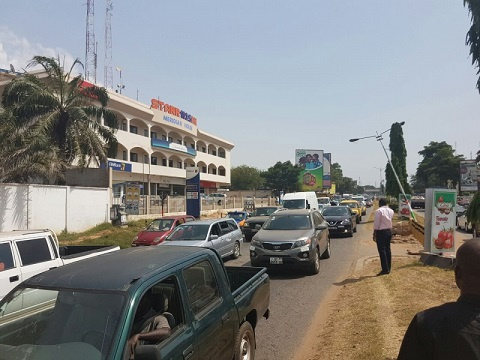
left=1, top=55, right=118, bottom=184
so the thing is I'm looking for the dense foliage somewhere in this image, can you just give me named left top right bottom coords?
left=230, top=165, right=264, bottom=190
left=385, top=122, right=411, bottom=197
left=261, top=161, right=301, bottom=194
left=0, top=55, right=118, bottom=184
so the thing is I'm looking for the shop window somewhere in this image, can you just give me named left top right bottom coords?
left=130, top=153, right=138, bottom=162
left=130, top=125, right=138, bottom=134
left=151, top=157, right=157, bottom=165
left=122, top=151, right=127, bottom=161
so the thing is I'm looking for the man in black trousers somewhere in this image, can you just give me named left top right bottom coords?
left=373, top=197, right=394, bottom=275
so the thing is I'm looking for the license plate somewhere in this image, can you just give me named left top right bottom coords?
left=270, top=257, right=283, bottom=264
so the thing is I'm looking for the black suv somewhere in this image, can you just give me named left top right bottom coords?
left=242, top=206, right=281, bottom=241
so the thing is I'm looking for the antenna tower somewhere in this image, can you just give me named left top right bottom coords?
left=104, top=0, right=113, bottom=89
left=85, top=0, right=97, bottom=83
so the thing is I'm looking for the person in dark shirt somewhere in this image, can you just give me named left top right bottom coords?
left=397, top=238, right=480, bottom=360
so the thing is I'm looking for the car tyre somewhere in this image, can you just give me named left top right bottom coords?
left=234, top=322, right=255, bottom=360
left=321, top=239, right=331, bottom=259
left=309, top=248, right=320, bottom=275
left=232, top=241, right=241, bottom=259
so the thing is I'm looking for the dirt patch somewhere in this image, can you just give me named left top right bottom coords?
left=294, top=257, right=458, bottom=360
left=64, top=229, right=115, bottom=244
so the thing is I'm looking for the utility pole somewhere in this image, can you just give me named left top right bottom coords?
left=104, top=0, right=113, bottom=89
left=85, top=0, right=96, bottom=82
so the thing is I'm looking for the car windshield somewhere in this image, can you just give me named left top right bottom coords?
left=0, top=287, right=125, bottom=360
left=317, top=198, right=330, bottom=204
left=342, top=202, right=358, bottom=208
left=282, top=199, right=306, bottom=209
left=166, top=224, right=210, bottom=241
left=228, top=213, right=246, bottom=221
left=253, top=208, right=277, bottom=216
left=263, top=215, right=311, bottom=230
left=147, top=219, right=174, bottom=231
left=323, top=207, right=350, bottom=216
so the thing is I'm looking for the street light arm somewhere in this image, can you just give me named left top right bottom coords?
left=349, top=134, right=378, bottom=142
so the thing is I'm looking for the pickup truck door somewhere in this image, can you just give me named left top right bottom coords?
left=15, top=236, right=63, bottom=284
left=182, top=259, right=236, bottom=360
left=0, top=241, right=21, bottom=299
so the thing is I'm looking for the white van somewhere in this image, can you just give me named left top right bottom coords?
left=282, top=192, right=318, bottom=210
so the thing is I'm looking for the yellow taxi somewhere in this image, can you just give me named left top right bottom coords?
left=339, top=200, right=362, bottom=223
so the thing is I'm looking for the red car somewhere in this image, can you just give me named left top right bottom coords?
left=131, top=215, right=196, bottom=246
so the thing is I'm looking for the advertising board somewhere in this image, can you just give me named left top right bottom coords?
left=398, top=194, right=411, bottom=217
left=186, top=167, right=200, bottom=218
left=460, top=160, right=478, bottom=192
left=424, top=189, right=457, bottom=254
left=295, top=149, right=323, bottom=191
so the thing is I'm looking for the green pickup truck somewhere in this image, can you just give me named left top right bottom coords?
left=0, top=246, right=270, bottom=360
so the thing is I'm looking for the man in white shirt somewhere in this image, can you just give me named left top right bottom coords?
left=373, top=198, right=394, bottom=275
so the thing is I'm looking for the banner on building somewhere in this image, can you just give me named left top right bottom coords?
left=459, top=160, right=478, bottom=192
left=295, top=149, right=323, bottom=191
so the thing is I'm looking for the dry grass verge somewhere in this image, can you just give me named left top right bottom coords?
left=297, top=258, right=458, bottom=360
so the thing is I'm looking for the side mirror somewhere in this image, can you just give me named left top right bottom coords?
left=135, top=344, right=161, bottom=360
left=210, top=234, right=219, bottom=240
left=316, top=224, right=328, bottom=230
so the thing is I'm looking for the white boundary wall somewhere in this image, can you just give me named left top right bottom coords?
left=0, top=184, right=109, bottom=233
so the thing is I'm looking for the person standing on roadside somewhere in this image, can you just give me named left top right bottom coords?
left=397, top=238, right=480, bottom=360
left=373, top=197, right=394, bottom=275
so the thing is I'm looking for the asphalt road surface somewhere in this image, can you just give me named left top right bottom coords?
left=227, top=207, right=376, bottom=360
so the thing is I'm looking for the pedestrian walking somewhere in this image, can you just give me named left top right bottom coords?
left=397, top=238, right=480, bottom=360
left=373, top=197, right=394, bottom=275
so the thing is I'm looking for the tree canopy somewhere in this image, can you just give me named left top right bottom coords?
left=230, top=165, right=264, bottom=190
left=385, top=122, right=411, bottom=197
left=262, top=161, right=301, bottom=194
left=0, top=55, right=118, bottom=184
left=412, top=141, right=464, bottom=191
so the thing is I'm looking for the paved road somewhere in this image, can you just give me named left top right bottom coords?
left=226, top=208, right=377, bottom=360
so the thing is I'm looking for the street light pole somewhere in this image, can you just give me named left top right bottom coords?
left=350, top=122, right=416, bottom=220
left=373, top=166, right=383, bottom=191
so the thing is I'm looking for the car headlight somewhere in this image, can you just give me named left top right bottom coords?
left=340, top=219, right=351, bottom=225
left=133, top=236, right=138, bottom=242
left=251, top=239, right=263, bottom=248
left=293, top=238, right=311, bottom=248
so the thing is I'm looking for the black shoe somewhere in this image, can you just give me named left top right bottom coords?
left=376, top=271, right=389, bottom=276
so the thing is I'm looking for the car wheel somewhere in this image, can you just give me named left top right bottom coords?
left=231, top=241, right=241, bottom=259
left=309, top=248, right=320, bottom=275
left=321, top=239, right=331, bottom=259
left=348, top=228, right=354, bottom=237
left=234, top=322, right=255, bottom=360
left=353, top=224, right=357, bottom=233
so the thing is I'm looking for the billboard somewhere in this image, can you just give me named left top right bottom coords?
left=295, top=149, right=323, bottom=191
left=460, top=160, right=478, bottom=192
left=323, top=153, right=331, bottom=189
left=424, top=189, right=456, bottom=254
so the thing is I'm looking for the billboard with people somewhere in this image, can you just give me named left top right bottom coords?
left=459, top=160, right=478, bottom=192
left=295, top=149, right=324, bottom=191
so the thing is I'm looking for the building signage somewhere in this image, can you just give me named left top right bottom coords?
left=424, top=189, right=456, bottom=254
left=460, top=160, right=478, bottom=192
left=295, top=149, right=324, bottom=191
left=151, top=99, right=197, bottom=125
left=151, top=139, right=196, bottom=156
left=101, top=160, right=132, bottom=172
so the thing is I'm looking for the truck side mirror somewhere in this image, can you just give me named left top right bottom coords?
left=135, top=344, right=162, bottom=360
left=210, top=234, right=219, bottom=240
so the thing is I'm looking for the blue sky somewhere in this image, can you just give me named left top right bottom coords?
left=1, top=1, right=479, bottom=187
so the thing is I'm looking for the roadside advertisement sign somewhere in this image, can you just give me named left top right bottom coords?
left=398, top=194, right=412, bottom=217
left=186, top=167, right=200, bottom=218
left=295, top=149, right=323, bottom=191
left=125, top=184, right=140, bottom=215
left=424, top=189, right=456, bottom=254
left=460, top=160, right=478, bottom=192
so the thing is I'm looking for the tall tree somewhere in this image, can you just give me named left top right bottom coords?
left=414, top=141, right=465, bottom=190
left=1, top=55, right=118, bottom=184
left=385, top=122, right=411, bottom=197
left=330, top=162, right=344, bottom=191
left=464, top=0, right=480, bottom=92
left=262, top=161, right=301, bottom=194
left=230, top=165, right=264, bottom=190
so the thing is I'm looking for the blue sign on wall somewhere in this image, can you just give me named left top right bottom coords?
left=151, top=139, right=197, bottom=156
left=101, top=160, right=132, bottom=172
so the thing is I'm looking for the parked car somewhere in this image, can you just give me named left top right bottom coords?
left=243, top=206, right=282, bottom=242
left=340, top=200, right=362, bottom=223
left=282, top=191, right=319, bottom=210
left=131, top=215, right=196, bottom=246
left=163, top=218, right=243, bottom=259
left=317, top=197, right=331, bottom=206
left=457, top=211, right=473, bottom=232
left=249, top=209, right=330, bottom=275
left=0, top=229, right=119, bottom=300
left=0, top=246, right=270, bottom=360
left=322, top=206, right=357, bottom=237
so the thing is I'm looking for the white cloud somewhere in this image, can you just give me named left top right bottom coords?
left=0, top=26, right=80, bottom=74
